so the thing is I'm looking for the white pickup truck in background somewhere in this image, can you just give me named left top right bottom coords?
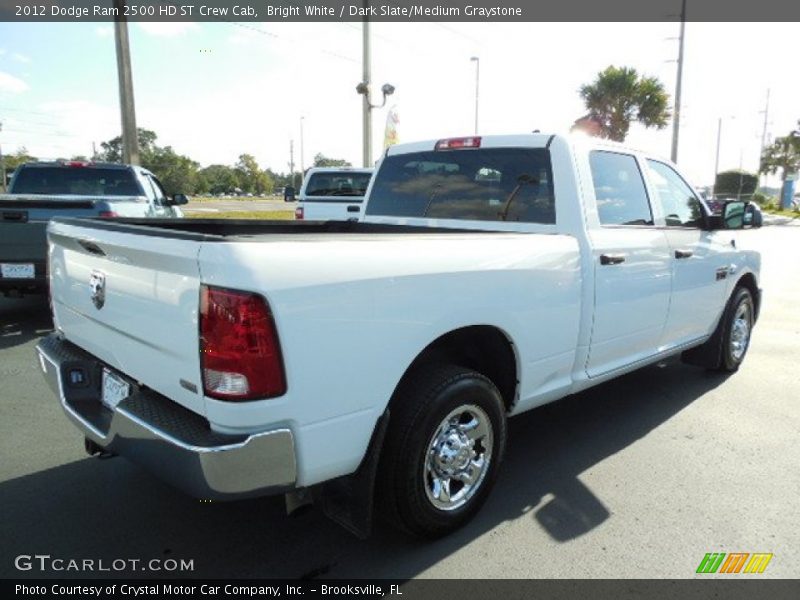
left=295, top=166, right=373, bottom=220
left=36, top=133, right=762, bottom=538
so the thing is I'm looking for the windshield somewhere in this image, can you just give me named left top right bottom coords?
left=303, top=172, right=372, bottom=198
left=365, top=148, right=555, bottom=223
left=11, top=167, right=143, bottom=197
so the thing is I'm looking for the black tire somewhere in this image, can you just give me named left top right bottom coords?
left=377, top=364, right=507, bottom=538
left=716, top=287, right=755, bottom=372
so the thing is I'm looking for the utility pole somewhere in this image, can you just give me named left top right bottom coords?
left=670, top=0, right=686, bottom=163
left=289, top=139, right=295, bottom=188
left=758, top=88, right=770, bottom=185
left=0, top=121, right=6, bottom=193
left=361, top=9, right=372, bottom=167
left=114, top=0, right=139, bottom=165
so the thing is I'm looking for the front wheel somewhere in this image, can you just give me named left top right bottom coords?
left=718, top=287, right=755, bottom=372
left=378, top=364, right=507, bottom=538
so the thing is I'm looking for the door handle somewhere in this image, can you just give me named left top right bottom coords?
left=600, top=253, right=626, bottom=265
left=347, top=205, right=361, bottom=213
left=674, top=249, right=693, bottom=259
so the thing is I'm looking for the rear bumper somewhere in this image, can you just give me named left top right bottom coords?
left=35, top=333, right=297, bottom=500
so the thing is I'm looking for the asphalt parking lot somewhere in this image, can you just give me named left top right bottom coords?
left=1, top=224, right=798, bottom=579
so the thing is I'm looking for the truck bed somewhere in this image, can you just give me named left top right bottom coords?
left=53, top=216, right=501, bottom=240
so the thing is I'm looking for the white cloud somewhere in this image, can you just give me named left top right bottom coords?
left=137, top=23, right=199, bottom=37
left=95, top=26, right=113, bottom=38
left=12, top=52, right=31, bottom=64
left=0, top=71, right=29, bottom=93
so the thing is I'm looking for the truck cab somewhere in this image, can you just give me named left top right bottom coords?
left=295, top=166, right=374, bottom=221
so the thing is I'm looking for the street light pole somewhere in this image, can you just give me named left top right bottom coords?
left=0, top=121, right=6, bottom=193
left=470, top=56, right=480, bottom=135
left=670, top=0, right=686, bottom=163
left=361, top=11, right=371, bottom=167
left=713, top=117, right=722, bottom=196
left=300, top=116, right=305, bottom=183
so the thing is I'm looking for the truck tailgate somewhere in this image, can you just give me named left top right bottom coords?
left=48, top=219, right=206, bottom=415
left=0, top=197, right=102, bottom=263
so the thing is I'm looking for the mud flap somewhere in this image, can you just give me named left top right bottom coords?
left=317, top=409, right=389, bottom=539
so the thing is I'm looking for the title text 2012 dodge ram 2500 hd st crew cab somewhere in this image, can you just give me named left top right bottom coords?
left=36, top=134, right=762, bottom=538
left=0, top=161, right=186, bottom=295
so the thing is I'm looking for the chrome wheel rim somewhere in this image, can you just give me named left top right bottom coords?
left=423, top=404, right=493, bottom=512
left=730, top=301, right=752, bottom=361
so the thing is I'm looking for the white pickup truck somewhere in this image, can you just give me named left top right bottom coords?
left=36, top=133, right=762, bottom=539
left=295, top=166, right=373, bottom=221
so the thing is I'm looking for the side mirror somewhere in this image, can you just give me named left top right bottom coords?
left=165, top=193, right=189, bottom=206
left=721, top=200, right=746, bottom=229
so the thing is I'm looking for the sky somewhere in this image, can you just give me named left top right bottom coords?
left=0, top=20, right=797, bottom=188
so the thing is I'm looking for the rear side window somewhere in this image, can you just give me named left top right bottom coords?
left=646, top=159, right=704, bottom=227
left=589, top=151, right=653, bottom=226
left=304, top=172, right=372, bottom=199
left=11, top=167, right=143, bottom=197
left=366, top=148, right=555, bottom=224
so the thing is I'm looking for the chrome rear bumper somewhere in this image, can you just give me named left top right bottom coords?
left=35, top=333, right=296, bottom=500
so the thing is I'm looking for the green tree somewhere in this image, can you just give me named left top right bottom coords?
left=578, top=66, right=671, bottom=142
left=2, top=147, right=37, bottom=173
left=760, top=123, right=800, bottom=209
left=713, top=170, right=758, bottom=199
left=313, top=153, right=351, bottom=168
left=98, top=128, right=158, bottom=163
left=235, top=154, right=273, bottom=194
left=144, top=146, right=200, bottom=195
left=200, top=164, right=239, bottom=195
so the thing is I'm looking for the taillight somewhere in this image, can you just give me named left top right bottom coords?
left=62, top=160, right=93, bottom=168
left=435, top=136, right=482, bottom=150
left=295, top=206, right=304, bottom=220
left=99, top=211, right=118, bottom=218
left=199, top=285, right=286, bottom=401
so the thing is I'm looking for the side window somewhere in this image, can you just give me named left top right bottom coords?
left=589, top=151, right=653, bottom=226
left=140, top=175, right=158, bottom=202
left=145, top=175, right=168, bottom=203
left=647, top=160, right=704, bottom=228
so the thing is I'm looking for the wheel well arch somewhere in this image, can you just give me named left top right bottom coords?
left=735, top=272, right=760, bottom=320
left=391, top=325, right=519, bottom=412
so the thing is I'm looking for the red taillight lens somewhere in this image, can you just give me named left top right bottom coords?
left=199, top=285, right=286, bottom=401
left=294, top=206, right=304, bottom=220
left=99, top=211, right=119, bottom=218
left=435, top=136, right=482, bottom=150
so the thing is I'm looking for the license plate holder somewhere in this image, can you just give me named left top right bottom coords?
left=0, top=263, right=35, bottom=279
left=101, top=368, right=130, bottom=410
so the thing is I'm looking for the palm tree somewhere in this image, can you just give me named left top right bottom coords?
left=578, top=66, right=671, bottom=142
left=760, top=123, right=800, bottom=209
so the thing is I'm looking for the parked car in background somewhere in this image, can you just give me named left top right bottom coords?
left=0, top=161, right=186, bottom=296
left=295, top=167, right=374, bottom=220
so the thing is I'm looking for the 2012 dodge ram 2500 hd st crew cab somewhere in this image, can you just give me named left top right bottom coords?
left=36, top=134, right=762, bottom=538
left=0, top=161, right=187, bottom=295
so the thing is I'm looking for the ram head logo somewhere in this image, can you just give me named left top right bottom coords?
left=89, top=270, right=106, bottom=310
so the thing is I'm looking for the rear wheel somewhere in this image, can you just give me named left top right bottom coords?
left=378, top=364, right=507, bottom=538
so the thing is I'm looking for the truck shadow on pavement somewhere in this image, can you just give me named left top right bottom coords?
left=0, top=340, right=731, bottom=579
left=0, top=296, right=51, bottom=351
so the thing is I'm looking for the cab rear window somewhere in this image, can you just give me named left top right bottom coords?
left=366, top=148, right=555, bottom=224
left=304, top=172, right=372, bottom=199
left=12, top=167, right=143, bottom=197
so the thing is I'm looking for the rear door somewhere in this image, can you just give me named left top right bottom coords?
left=645, top=159, right=731, bottom=347
left=48, top=220, right=206, bottom=415
left=585, top=150, right=672, bottom=377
